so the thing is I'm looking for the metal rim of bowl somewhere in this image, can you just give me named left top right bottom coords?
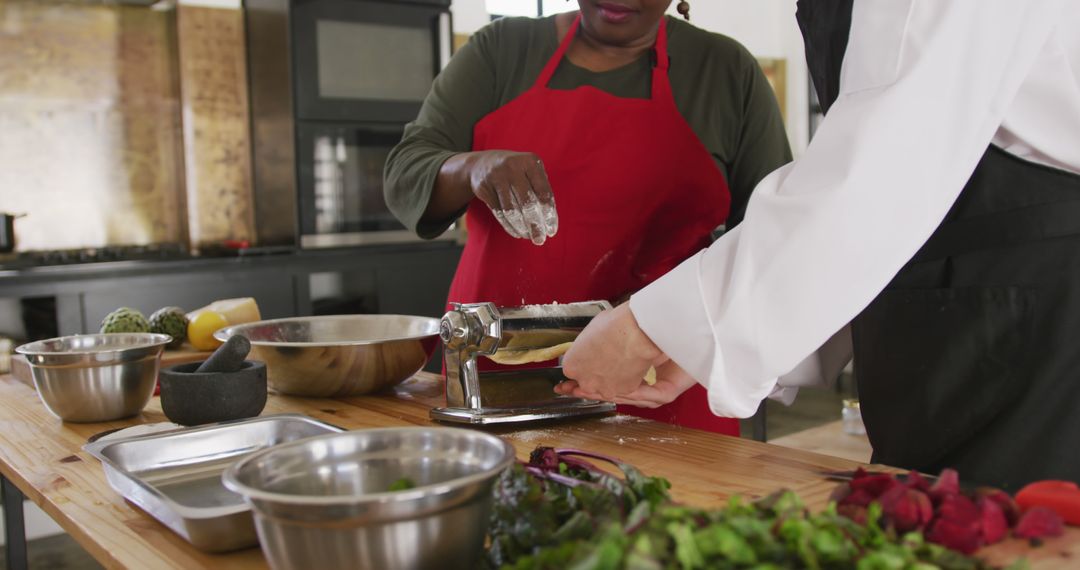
left=213, top=314, right=440, bottom=347
left=221, top=427, right=516, bottom=506
left=15, top=333, right=173, bottom=357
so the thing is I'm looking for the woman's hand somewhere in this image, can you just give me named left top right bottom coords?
left=467, top=150, right=558, bottom=245
left=428, top=150, right=557, bottom=244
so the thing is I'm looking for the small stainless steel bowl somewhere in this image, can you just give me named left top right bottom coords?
left=214, top=315, right=440, bottom=397
left=15, top=333, right=171, bottom=422
left=222, top=427, right=515, bottom=570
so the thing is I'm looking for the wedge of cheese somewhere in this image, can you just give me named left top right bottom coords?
left=187, top=297, right=262, bottom=326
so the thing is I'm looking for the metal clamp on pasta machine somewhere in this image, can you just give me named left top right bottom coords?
left=430, top=301, right=616, bottom=425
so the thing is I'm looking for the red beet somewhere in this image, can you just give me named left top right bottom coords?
left=977, top=496, right=1009, bottom=544
left=1014, top=506, right=1065, bottom=539
left=905, top=470, right=932, bottom=492
left=936, top=494, right=981, bottom=526
left=840, top=487, right=877, bottom=508
left=975, top=487, right=1022, bottom=526
left=850, top=473, right=901, bottom=498
left=832, top=467, right=1052, bottom=556
left=878, top=485, right=934, bottom=533
left=927, top=517, right=983, bottom=554
left=876, top=485, right=904, bottom=513
left=930, top=469, right=961, bottom=503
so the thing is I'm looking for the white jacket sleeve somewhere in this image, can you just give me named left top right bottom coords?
left=629, top=0, right=1066, bottom=419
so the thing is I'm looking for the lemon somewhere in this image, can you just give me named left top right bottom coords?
left=188, top=311, right=229, bottom=351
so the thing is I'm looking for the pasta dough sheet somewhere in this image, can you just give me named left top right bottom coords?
left=483, top=330, right=578, bottom=365
left=501, top=331, right=580, bottom=349
left=483, top=332, right=659, bottom=385
left=485, top=341, right=574, bottom=365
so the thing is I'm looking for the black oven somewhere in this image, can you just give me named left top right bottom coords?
left=292, top=0, right=449, bottom=123
left=296, top=122, right=415, bottom=247
left=246, top=0, right=454, bottom=248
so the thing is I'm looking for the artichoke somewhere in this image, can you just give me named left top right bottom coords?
left=149, top=306, right=188, bottom=349
left=100, top=307, right=150, bottom=334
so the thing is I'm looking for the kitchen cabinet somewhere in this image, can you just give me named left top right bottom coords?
left=0, top=243, right=462, bottom=339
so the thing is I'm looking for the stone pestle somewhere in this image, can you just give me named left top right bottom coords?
left=194, top=335, right=251, bottom=374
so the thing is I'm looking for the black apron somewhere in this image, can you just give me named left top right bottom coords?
left=798, top=0, right=1080, bottom=491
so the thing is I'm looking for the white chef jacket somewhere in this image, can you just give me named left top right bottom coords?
left=630, top=0, right=1080, bottom=419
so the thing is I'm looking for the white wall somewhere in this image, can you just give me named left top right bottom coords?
left=451, top=0, right=491, bottom=34
left=449, top=0, right=810, bottom=154
left=679, top=0, right=809, bottom=155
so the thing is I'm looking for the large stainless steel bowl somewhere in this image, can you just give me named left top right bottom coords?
left=222, top=427, right=515, bottom=570
left=15, top=333, right=171, bottom=422
left=215, top=315, right=439, bottom=398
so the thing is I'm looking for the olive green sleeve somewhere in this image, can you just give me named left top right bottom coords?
left=383, top=22, right=502, bottom=239
left=725, top=49, right=793, bottom=229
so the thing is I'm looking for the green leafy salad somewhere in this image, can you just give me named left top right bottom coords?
left=486, top=447, right=1024, bottom=570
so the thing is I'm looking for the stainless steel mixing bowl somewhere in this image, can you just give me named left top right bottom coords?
left=222, top=427, right=515, bottom=570
left=15, top=333, right=171, bottom=422
left=215, top=315, right=439, bottom=397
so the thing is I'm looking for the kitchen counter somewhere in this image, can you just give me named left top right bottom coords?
left=0, top=243, right=462, bottom=339
left=0, top=372, right=1076, bottom=569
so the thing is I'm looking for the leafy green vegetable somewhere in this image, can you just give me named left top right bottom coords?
left=486, top=447, right=1021, bottom=570
left=387, top=477, right=415, bottom=492
left=487, top=447, right=671, bottom=569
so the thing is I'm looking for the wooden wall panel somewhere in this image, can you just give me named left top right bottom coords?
left=176, top=4, right=256, bottom=248
left=0, top=1, right=185, bottom=251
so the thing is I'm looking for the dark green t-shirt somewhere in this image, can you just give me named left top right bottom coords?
left=385, top=15, right=792, bottom=238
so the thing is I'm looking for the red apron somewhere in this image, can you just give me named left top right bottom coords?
left=448, top=14, right=738, bottom=436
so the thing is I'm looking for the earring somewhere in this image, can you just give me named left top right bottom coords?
left=677, top=0, right=690, bottom=21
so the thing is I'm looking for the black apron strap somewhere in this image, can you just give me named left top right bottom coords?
left=796, top=0, right=854, bottom=113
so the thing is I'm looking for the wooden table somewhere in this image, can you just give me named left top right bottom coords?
left=0, top=372, right=1075, bottom=569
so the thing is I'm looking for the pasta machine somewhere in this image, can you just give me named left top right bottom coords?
left=430, top=301, right=616, bottom=425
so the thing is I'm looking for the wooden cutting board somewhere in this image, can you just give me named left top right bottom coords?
left=10, top=346, right=212, bottom=387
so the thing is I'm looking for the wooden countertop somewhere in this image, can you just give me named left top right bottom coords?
left=0, top=372, right=1075, bottom=569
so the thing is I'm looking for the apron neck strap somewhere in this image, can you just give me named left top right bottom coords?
left=535, top=14, right=671, bottom=90
left=650, top=18, right=672, bottom=102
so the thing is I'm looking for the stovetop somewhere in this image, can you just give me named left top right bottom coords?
left=0, top=243, right=191, bottom=271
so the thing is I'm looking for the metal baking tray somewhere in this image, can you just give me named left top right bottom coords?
left=83, top=414, right=343, bottom=552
